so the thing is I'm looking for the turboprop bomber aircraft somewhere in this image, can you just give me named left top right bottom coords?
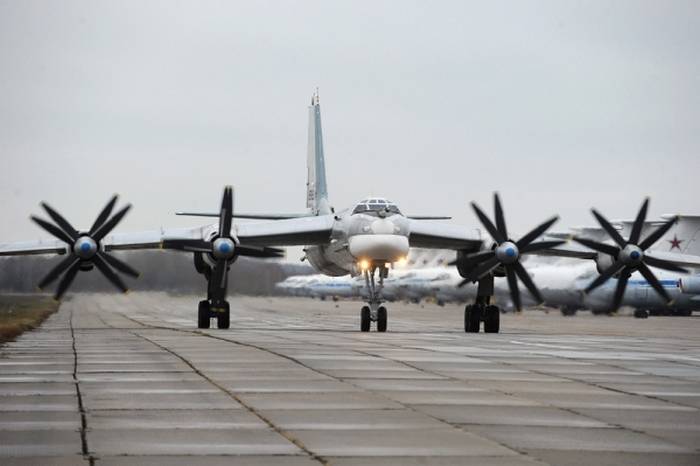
left=1, top=92, right=695, bottom=333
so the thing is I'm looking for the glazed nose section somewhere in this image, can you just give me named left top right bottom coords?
left=349, top=219, right=409, bottom=262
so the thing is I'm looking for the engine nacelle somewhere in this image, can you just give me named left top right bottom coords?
left=305, top=245, right=347, bottom=276
left=680, top=277, right=700, bottom=294
left=454, top=248, right=505, bottom=280
left=595, top=253, right=615, bottom=274
left=454, top=250, right=472, bottom=279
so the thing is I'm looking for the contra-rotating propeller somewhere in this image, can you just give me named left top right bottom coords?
left=31, top=195, right=139, bottom=300
left=456, top=193, right=565, bottom=311
left=573, top=198, right=686, bottom=311
left=162, top=186, right=284, bottom=290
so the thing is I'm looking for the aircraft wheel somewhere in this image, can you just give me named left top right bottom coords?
left=465, top=304, right=481, bottom=333
left=198, top=300, right=210, bottom=329
left=633, top=309, right=649, bottom=319
left=377, top=306, right=387, bottom=332
left=360, top=306, right=370, bottom=332
left=484, top=305, right=500, bottom=333
left=464, top=305, right=471, bottom=332
left=217, top=302, right=230, bottom=329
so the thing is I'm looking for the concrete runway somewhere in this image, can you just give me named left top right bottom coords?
left=1, top=293, right=699, bottom=465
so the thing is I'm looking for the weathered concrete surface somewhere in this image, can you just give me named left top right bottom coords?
left=1, top=292, right=699, bottom=465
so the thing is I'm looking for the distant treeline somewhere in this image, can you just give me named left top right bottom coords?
left=0, top=251, right=313, bottom=295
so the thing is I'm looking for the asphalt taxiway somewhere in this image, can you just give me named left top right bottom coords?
left=1, top=293, right=699, bottom=465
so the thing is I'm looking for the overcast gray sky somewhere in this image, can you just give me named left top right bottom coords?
left=1, top=1, right=699, bottom=254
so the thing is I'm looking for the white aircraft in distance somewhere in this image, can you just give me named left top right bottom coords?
left=277, top=263, right=700, bottom=318
left=429, top=264, right=700, bottom=318
left=1, top=92, right=698, bottom=333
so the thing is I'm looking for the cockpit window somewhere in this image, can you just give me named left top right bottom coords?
left=352, top=198, right=402, bottom=216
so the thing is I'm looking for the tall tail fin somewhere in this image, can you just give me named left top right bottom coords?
left=306, top=91, right=331, bottom=215
left=657, top=214, right=700, bottom=256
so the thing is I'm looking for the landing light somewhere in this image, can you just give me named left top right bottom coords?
left=358, top=259, right=369, bottom=271
left=395, top=256, right=408, bottom=267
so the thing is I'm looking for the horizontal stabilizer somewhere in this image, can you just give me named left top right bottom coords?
left=176, top=212, right=312, bottom=220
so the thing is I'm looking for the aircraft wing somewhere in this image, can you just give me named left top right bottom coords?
left=530, top=239, right=700, bottom=268
left=108, top=228, right=200, bottom=251
left=0, top=239, right=67, bottom=256
left=0, top=227, right=202, bottom=256
left=525, top=238, right=597, bottom=260
left=234, top=214, right=335, bottom=246
left=0, top=213, right=335, bottom=257
left=407, top=220, right=482, bottom=251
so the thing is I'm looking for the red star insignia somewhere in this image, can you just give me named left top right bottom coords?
left=669, top=235, right=683, bottom=251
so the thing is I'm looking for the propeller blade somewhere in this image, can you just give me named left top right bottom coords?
left=513, top=261, right=543, bottom=304
left=471, top=202, right=505, bottom=243
left=520, top=240, right=566, bottom=254
left=38, top=255, right=79, bottom=289
left=89, top=195, right=119, bottom=235
left=516, top=216, right=559, bottom=248
left=628, top=198, right=649, bottom=244
left=99, top=252, right=140, bottom=278
left=92, top=204, right=132, bottom=241
left=219, top=186, right=233, bottom=238
left=162, top=239, right=212, bottom=253
left=637, top=263, right=672, bottom=303
left=571, top=237, right=620, bottom=257
left=54, top=261, right=81, bottom=300
left=31, top=216, right=75, bottom=245
left=644, top=255, right=689, bottom=274
left=585, top=260, right=624, bottom=293
left=611, top=269, right=631, bottom=311
left=40, top=203, right=78, bottom=241
left=455, top=250, right=496, bottom=267
left=505, top=265, right=522, bottom=311
left=236, top=246, right=285, bottom=258
left=92, top=254, right=128, bottom=293
left=591, top=209, right=626, bottom=247
left=493, top=193, right=508, bottom=240
left=639, top=216, right=678, bottom=251
left=458, top=256, right=501, bottom=286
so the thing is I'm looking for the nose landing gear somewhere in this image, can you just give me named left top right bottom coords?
left=359, top=264, right=389, bottom=332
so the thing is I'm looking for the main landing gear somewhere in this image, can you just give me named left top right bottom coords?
left=464, top=300, right=500, bottom=333
left=359, top=264, right=388, bottom=332
left=194, top=252, right=231, bottom=330
left=198, top=300, right=230, bottom=329
left=464, top=274, right=501, bottom=333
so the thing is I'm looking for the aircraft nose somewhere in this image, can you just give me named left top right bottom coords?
left=348, top=233, right=409, bottom=262
left=370, top=218, right=397, bottom=235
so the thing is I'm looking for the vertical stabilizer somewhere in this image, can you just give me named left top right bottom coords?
left=306, top=91, right=331, bottom=215
left=657, top=215, right=700, bottom=256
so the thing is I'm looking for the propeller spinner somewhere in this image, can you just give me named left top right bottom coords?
left=31, top=195, right=139, bottom=300
left=573, top=198, right=687, bottom=311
